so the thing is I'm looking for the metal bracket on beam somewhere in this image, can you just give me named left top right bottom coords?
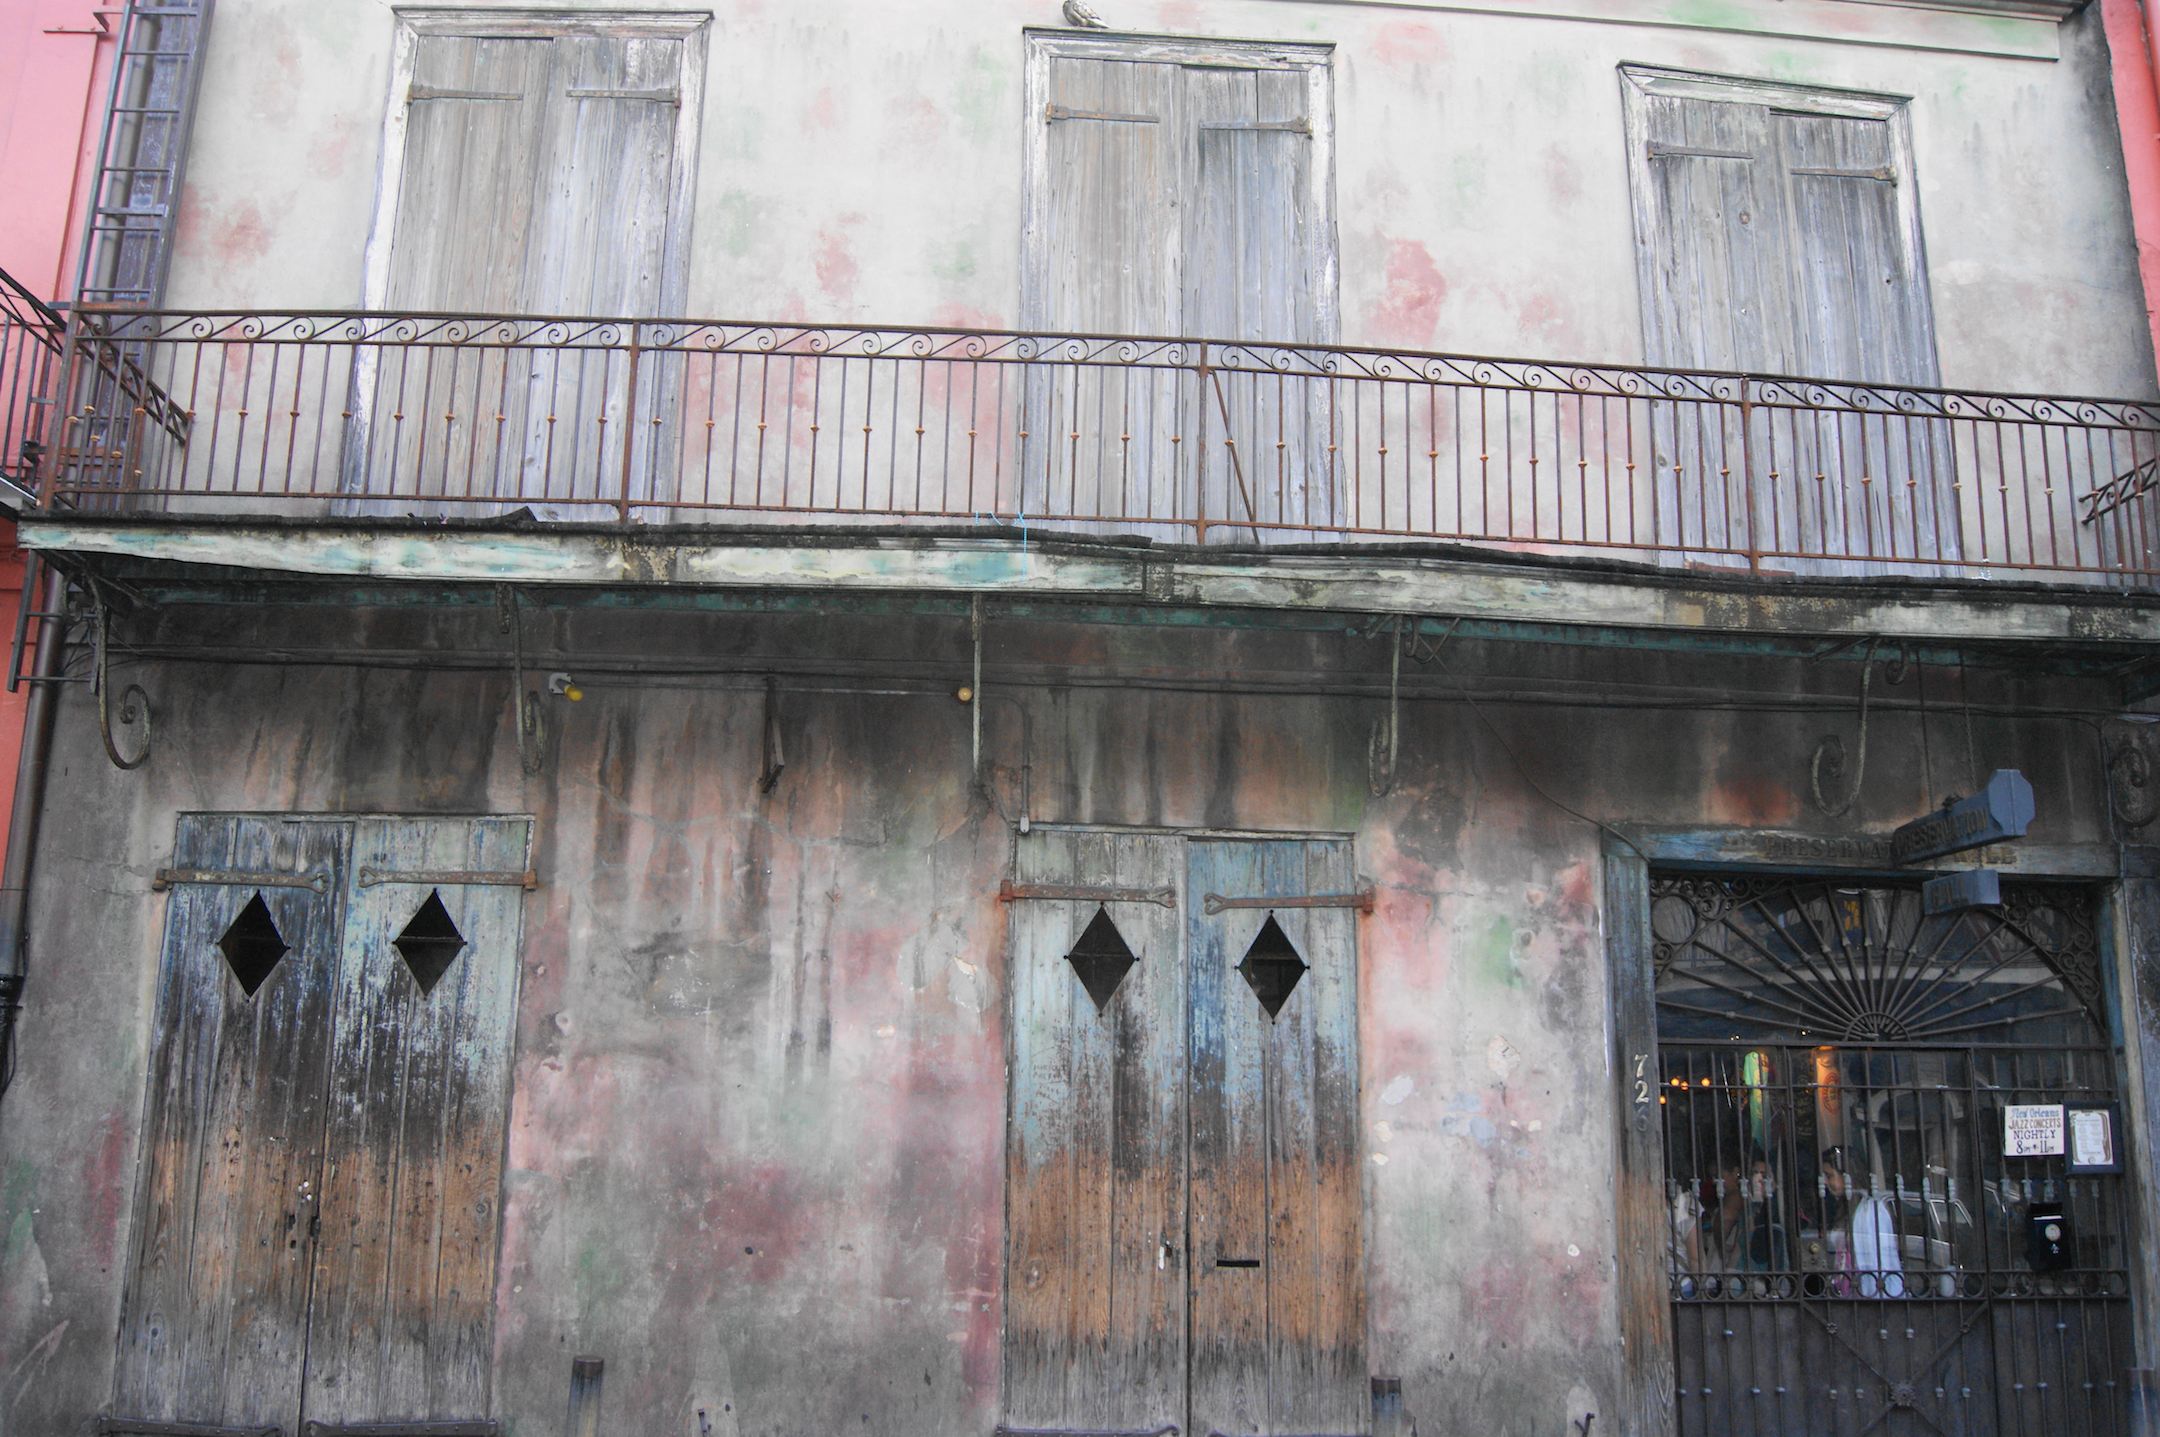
left=153, top=868, right=329, bottom=893
left=998, top=879, right=1176, bottom=910
left=357, top=867, right=538, bottom=890
left=1203, top=890, right=1375, bottom=916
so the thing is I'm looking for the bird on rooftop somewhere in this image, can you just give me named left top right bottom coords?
left=1063, top=0, right=1109, bottom=28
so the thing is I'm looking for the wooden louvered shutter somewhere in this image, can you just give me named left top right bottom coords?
left=1184, top=65, right=1324, bottom=537
left=1026, top=57, right=1182, bottom=527
left=1627, top=81, right=1948, bottom=571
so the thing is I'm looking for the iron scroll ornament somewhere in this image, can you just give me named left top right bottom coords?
left=95, top=602, right=150, bottom=770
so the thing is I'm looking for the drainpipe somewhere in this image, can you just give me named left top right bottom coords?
left=0, top=563, right=63, bottom=1106
left=2104, top=0, right=2160, bottom=372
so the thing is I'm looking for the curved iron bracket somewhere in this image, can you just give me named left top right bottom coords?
left=94, top=600, right=150, bottom=770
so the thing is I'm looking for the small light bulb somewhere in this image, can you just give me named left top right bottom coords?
left=564, top=685, right=583, bottom=702
left=955, top=685, right=975, bottom=704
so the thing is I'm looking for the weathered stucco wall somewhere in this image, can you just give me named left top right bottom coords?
left=161, top=0, right=2156, bottom=401
left=0, top=600, right=2123, bottom=1435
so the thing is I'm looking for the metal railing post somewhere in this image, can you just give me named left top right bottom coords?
left=617, top=324, right=642, bottom=524
left=1194, top=340, right=1210, bottom=546
left=1739, top=375, right=1762, bottom=574
left=39, top=313, right=84, bottom=510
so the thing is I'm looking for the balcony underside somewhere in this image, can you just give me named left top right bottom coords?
left=22, top=516, right=2160, bottom=690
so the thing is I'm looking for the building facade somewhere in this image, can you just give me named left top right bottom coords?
left=3, top=2, right=2160, bottom=1435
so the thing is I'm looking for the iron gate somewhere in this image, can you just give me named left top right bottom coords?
left=1651, top=875, right=2133, bottom=1437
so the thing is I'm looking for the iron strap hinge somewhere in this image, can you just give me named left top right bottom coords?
left=152, top=868, right=329, bottom=894
left=301, top=1423, right=501, bottom=1437
left=998, top=880, right=1176, bottom=910
left=995, top=1426, right=1179, bottom=1437
left=357, top=868, right=539, bottom=891
left=1203, top=889, right=1375, bottom=916
left=1044, top=103, right=1160, bottom=124
left=96, top=1419, right=281, bottom=1437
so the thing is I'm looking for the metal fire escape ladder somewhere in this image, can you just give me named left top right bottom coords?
left=74, top=0, right=217, bottom=309
left=6, top=1, right=215, bottom=695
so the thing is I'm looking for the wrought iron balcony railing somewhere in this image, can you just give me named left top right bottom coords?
left=32, top=307, right=2160, bottom=583
left=0, top=271, right=65, bottom=502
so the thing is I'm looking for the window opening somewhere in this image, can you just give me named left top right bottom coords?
left=1065, top=906, right=1138, bottom=1013
left=394, top=888, right=468, bottom=996
left=1237, top=914, right=1307, bottom=1018
left=217, top=892, right=290, bottom=997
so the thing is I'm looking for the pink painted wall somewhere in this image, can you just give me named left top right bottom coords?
left=0, top=0, right=112, bottom=298
left=0, top=0, right=114, bottom=859
left=2106, top=0, right=2160, bottom=371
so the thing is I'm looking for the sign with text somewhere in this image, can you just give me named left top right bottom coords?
left=1923, top=869, right=2001, bottom=915
left=2004, top=1103, right=2066, bottom=1158
left=2068, top=1105, right=2123, bottom=1175
left=1893, top=770, right=2036, bottom=865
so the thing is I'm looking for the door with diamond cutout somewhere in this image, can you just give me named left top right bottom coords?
left=1001, top=833, right=1366, bottom=1437
left=115, top=815, right=530, bottom=1432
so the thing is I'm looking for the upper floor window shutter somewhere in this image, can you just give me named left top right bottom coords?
left=387, top=36, right=552, bottom=313
left=1626, top=74, right=1937, bottom=387
left=1775, top=110, right=1939, bottom=388
left=1040, top=56, right=1180, bottom=337
left=1184, top=66, right=1320, bottom=345
left=1030, top=43, right=1334, bottom=346
left=1622, top=70, right=1952, bottom=571
left=385, top=28, right=691, bottom=318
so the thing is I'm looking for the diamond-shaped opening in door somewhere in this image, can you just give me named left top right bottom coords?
left=394, top=889, right=468, bottom=996
left=1065, top=906, right=1138, bottom=1013
left=217, top=892, right=290, bottom=998
left=1237, top=914, right=1308, bottom=1019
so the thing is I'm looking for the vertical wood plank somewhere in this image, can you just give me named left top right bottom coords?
left=1606, top=846, right=1678, bottom=1437
left=1258, top=840, right=1325, bottom=1435
left=424, top=818, right=531, bottom=1417
left=1064, top=830, right=1117, bottom=1418
left=1004, top=830, right=1084, bottom=1429
left=1188, top=840, right=1271, bottom=1437
left=1301, top=839, right=1369, bottom=1437
left=1105, top=832, right=1187, bottom=1429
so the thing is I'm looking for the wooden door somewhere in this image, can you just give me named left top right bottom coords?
left=113, top=815, right=529, bottom=1432
left=1003, top=830, right=1189, bottom=1434
left=300, top=816, right=530, bottom=1426
left=114, top=816, right=351, bottom=1434
left=1187, top=839, right=1366, bottom=1437
left=1001, top=833, right=1366, bottom=1437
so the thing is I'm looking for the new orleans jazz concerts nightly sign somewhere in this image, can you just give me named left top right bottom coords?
left=1892, top=769, right=2036, bottom=865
